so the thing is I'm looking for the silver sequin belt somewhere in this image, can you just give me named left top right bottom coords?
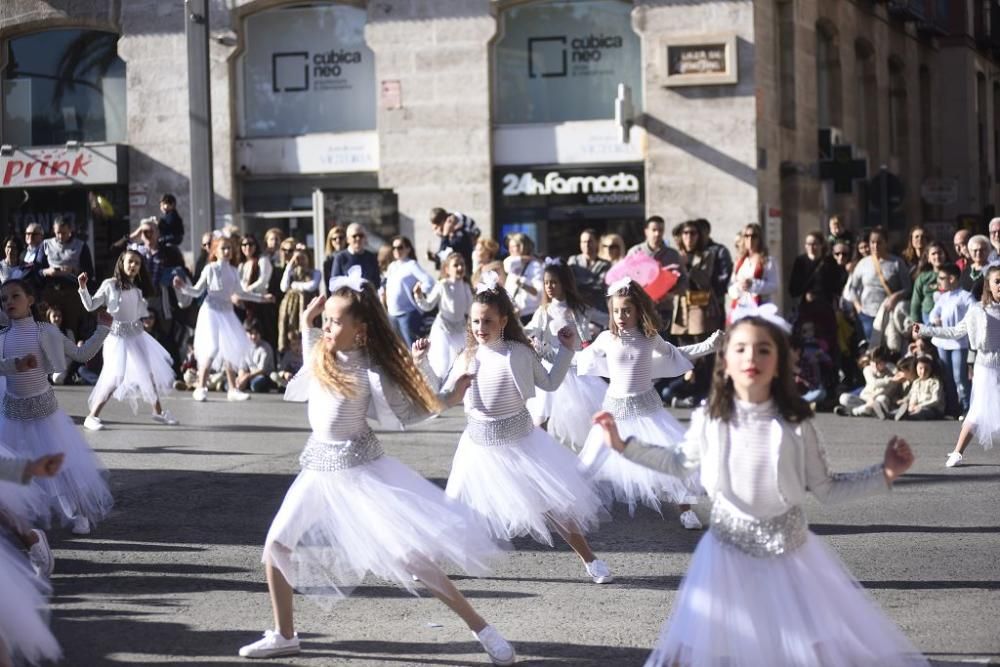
left=710, top=503, right=808, bottom=558
left=205, top=296, right=232, bottom=312
left=2, top=388, right=58, bottom=420
left=467, top=409, right=534, bottom=446
left=111, top=319, right=145, bottom=337
left=603, top=388, right=662, bottom=420
left=299, top=428, right=385, bottom=472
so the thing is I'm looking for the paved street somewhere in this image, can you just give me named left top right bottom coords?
left=47, top=386, right=999, bottom=666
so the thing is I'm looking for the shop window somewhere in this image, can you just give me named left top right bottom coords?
left=493, top=0, right=642, bottom=125
left=239, top=3, right=375, bottom=138
left=2, top=29, right=126, bottom=146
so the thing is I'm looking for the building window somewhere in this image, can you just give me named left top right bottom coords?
left=239, top=3, right=375, bottom=138
left=777, top=0, right=796, bottom=129
left=855, top=40, right=878, bottom=153
left=493, top=0, right=642, bottom=125
left=888, top=58, right=908, bottom=170
left=919, top=65, right=932, bottom=175
left=2, top=29, right=126, bottom=146
left=815, top=21, right=842, bottom=129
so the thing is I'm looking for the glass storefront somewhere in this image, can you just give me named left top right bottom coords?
left=2, top=29, right=126, bottom=145
left=493, top=0, right=642, bottom=125
left=240, top=3, right=375, bottom=137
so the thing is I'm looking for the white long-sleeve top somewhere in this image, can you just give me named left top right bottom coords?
left=79, top=279, right=149, bottom=323
left=308, top=349, right=372, bottom=441
left=239, top=256, right=273, bottom=295
left=279, top=265, right=321, bottom=294
left=726, top=399, right=785, bottom=517
left=727, top=254, right=779, bottom=305
left=578, top=328, right=693, bottom=397
left=621, top=405, right=890, bottom=519
left=0, top=317, right=108, bottom=377
left=3, top=317, right=52, bottom=398
left=177, top=261, right=270, bottom=308
left=503, top=256, right=544, bottom=317
left=414, top=279, right=473, bottom=331
left=921, top=303, right=1000, bottom=368
left=384, top=259, right=434, bottom=317
left=523, top=300, right=608, bottom=360
left=466, top=340, right=527, bottom=419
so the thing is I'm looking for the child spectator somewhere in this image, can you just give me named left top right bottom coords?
left=236, top=325, right=276, bottom=393
left=273, top=332, right=303, bottom=389
left=177, top=343, right=198, bottom=390
left=834, top=347, right=897, bottom=417
left=790, top=333, right=832, bottom=405
left=892, top=355, right=945, bottom=421
left=927, top=263, right=976, bottom=416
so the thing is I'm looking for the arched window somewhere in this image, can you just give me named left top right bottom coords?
left=888, top=57, right=908, bottom=168
left=855, top=39, right=878, bottom=153
left=815, top=21, right=842, bottom=129
left=2, top=29, right=126, bottom=145
left=493, top=0, right=642, bottom=125
left=238, top=3, right=375, bottom=137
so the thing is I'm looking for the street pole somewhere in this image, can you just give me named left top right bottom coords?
left=186, top=0, right=214, bottom=252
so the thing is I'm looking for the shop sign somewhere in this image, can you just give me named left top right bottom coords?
left=663, top=33, right=738, bottom=87
left=0, top=144, right=121, bottom=188
left=495, top=165, right=643, bottom=207
left=920, top=177, right=958, bottom=205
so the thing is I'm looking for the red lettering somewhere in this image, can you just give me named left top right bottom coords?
left=50, top=160, right=71, bottom=176
left=3, top=161, right=23, bottom=186
left=71, top=154, right=90, bottom=176
left=23, top=161, right=36, bottom=178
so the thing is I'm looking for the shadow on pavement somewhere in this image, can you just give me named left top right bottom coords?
left=813, top=523, right=1000, bottom=535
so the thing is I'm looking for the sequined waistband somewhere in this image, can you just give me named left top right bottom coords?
left=205, top=296, right=233, bottom=312
left=2, top=388, right=58, bottom=421
left=299, top=428, right=384, bottom=472
left=603, top=388, right=662, bottom=420
left=710, top=503, right=808, bottom=558
left=975, top=350, right=1000, bottom=369
left=467, top=409, right=534, bottom=446
left=111, top=319, right=145, bottom=337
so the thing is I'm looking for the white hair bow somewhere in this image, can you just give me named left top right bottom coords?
left=543, top=256, right=561, bottom=267
left=329, top=265, right=367, bottom=293
left=439, top=247, right=455, bottom=261
left=476, top=269, right=501, bottom=294
left=730, top=302, right=792, bottom=333
left=605, top=275, right=634, bottom=296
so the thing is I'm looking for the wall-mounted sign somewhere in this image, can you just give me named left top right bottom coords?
left=495, top=164, right=644, bottom=208
left=663, top=33, right=738, bottom=87
left=236, top=131, right=379, bottom=175
left=0, top=144, right=125, bottom=188
left=920, top=177, right=958, bottom=205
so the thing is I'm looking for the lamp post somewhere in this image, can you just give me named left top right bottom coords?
left=186, top=0, right=214, bottom=251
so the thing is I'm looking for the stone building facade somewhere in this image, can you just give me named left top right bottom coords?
left=2, top=0, right=998, bottom=285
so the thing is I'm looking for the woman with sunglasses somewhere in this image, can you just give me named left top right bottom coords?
left=240, top=234, right=278, bottom=349
left=727, top=223, right=778, bottom=318
left=383, top=235, right=434, bottom=347
left=321, top=225, right=347, bottom=289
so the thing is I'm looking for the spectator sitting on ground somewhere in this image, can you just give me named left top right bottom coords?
left=46, top=305, right=79, bottom=386
left=274, top=333, right=303, bottom=389
left=236, top=325, right=276, bottom=394
left=791, top=333, right=832, bottom=406
left=893, top=355, right=945, bottom=421
left=835, top=346, right=897, bottom=417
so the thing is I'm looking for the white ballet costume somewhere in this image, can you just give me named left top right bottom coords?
left=263, top=330, right=502, bottom=606
left=922, top=303, right=1000, bottom=449
left=523, top=301, right=607, bottom=452
left=0, top=442, right=47, bottom=531
left=79, top=279, right=175, bottom=413
left=414, top=278, right=473, bottom=379
left=443, top=339, right=607, bottom=545
left=577, top=329, right=696, bottom=513
left=178, top=261, right=268, bottom=371
left=0, top=317, right=113, bottom=526
left=623, top=400, right=930, bottom=667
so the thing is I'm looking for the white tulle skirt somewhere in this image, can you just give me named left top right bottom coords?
left=263, top=454, right=503, bottom=608
left=0, top=407, right=113, bottom=526
left=0, top=542, right=61, bottom=665
left=427, top=318, right=466, bottom=380
left=89, top=329, right=175, bottom=413
left=527, top=365, right=607, bottom=452
left=966, top=362, right=1000, bottom=449
left=446, top=421, right=608, bottom=545
left=0, top=442, right=47, bottom=529
left=194, top=303, right=252, bottom=370
left=579, top=403, right=696, bottom=513
left=646, top=530, right=930, bottom=667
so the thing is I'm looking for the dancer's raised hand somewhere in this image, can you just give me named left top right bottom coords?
left=883, top=436, right=915, bottom=483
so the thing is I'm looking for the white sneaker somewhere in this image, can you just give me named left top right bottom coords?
left=679, top=510, right=703, bottom=530
left=71, top=515, right=91, bottom=535
left=472, top=625, right=515, bottom=666
left=584, top=558, right=614, bottom=584
left=945, top=452, right=963, bottom=468
left=83, top=415, right=104, bottom=431
left=152, top=410, right=179, bottom=426
left=27, top=529, right=54, bottom=577
left=238, top=630, right=300, bottom=659
left=192, top=387, right=208, bottom=402
left=227, top=389, right=251, bottom=402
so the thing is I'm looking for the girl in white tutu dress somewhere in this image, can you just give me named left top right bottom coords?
left=77, top=249, right=178, bottom=430
left=523, top=260, right=608, bottom=451
left=577, top=278, right=719, bottom=529
left=594, top=306, right=929, bottom=667
left=0, top=451, right=64, bottom=667
left=0, top=441, right=54, bottom=578
left=915, top=265, right=1000, bottom=466
left=0, top=280, right=113, bottom=535
left=413, top=250, right=473, bottom=379
left=173, top=236, right=274, bottom=403
left=239, top=267, right=515, bottom=665
left=431, top=271, right=613, bottom=584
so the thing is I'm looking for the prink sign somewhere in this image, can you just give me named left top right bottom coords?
left=498, top=168, right=643, bottom=206
left=528, top=33, right=625, bottom=78
left=272, top=48, right=364, bottom=93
